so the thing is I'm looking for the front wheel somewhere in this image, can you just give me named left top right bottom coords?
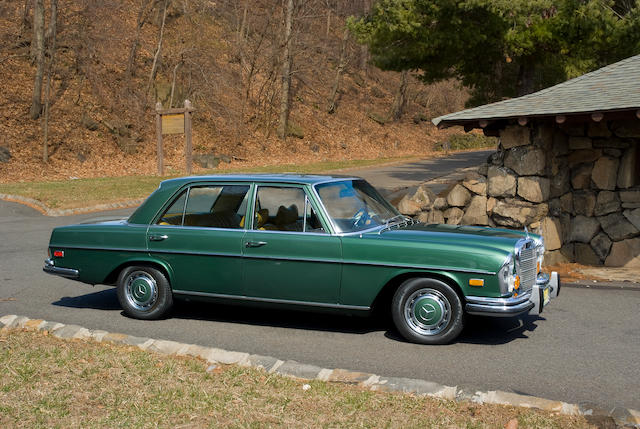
left=391, top=278, right=464, bottom=345
left=117, top=265, right=173, bottom=320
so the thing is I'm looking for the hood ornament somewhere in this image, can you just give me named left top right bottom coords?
left=524, top=226, right=530, bottom=239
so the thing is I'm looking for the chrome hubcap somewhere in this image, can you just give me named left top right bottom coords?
left=125, top=271, right=158, bottom=311
left=404, top=288, right=451, bottom=336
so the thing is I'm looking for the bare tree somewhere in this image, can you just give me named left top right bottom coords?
left=359, top=0, right=370, bottom=76
left=21, top=0, right=32, bottom=38
left=42, top=0, right=58, bottom=162
left=391, top=69, right=408, bottom=121
left=147, top=0, right=168, bottom=97
left=127, top=0, right=154, bottom=77
left=277, top=0, right=294, bottom=139
left=327, top=27, right=348, bottom=114
left=29, top=0, right=45, bottom=119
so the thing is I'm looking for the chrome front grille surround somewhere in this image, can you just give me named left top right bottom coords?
left=515, top=240, right=536, bottom=292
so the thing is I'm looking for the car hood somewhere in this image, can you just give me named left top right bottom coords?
left=370, top=223, right=528, bottom=253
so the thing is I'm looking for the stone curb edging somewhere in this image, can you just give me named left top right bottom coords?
left=0, top=194, right=144, bottom=217
left=1, top=314, right=638, bottom=427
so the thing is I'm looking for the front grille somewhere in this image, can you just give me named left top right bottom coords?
left=517, top=243, right=537, bottom=292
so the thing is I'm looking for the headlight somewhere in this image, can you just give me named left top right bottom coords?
left=498, top=254, right=518, bottom=295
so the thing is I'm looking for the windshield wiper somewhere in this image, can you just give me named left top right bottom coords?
left=378, top=215, right=413, bottom=234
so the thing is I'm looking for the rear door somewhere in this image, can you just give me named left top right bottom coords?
left=146, top=182, right=250, bottom=295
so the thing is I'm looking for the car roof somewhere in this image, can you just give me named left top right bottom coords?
left=127, top=174, right=365, bottom=224
left=159, top=174, right=363, bottom=188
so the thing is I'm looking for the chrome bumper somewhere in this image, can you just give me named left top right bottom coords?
left=43, top=258, right=80, bottom=279
left=465, top=271, right=560, bottom=317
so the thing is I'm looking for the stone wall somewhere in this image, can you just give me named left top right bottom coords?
left=397, top=119, right=640, bottom=267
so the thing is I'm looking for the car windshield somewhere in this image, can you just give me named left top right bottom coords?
left=315, top=179, right=402, bottom=233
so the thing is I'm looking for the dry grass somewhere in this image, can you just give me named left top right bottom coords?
left=0, top=328, right=594, bottom=428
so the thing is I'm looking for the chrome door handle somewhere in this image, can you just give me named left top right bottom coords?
left=245, top=241, right=267, bottom=248
left=149, top=234, right=168, bottom=241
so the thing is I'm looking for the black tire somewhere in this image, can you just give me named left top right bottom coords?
left=116, top=265, right=173, bottom=320
left=391, top=277, right=464, bottom=345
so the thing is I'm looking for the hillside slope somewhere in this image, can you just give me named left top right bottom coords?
left=0, top=0, right=467, bottom=183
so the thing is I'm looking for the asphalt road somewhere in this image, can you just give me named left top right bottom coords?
left=350, top=150, right=494, bottom=192
left=1, top=156, right=639, bottom=412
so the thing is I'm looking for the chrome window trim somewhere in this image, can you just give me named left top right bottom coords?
left=180, top=186, right=190, bottom=226
left=241, top=229, right=330, bottom=237
left=249, top=183, right=331, bottom=234
left=149, top=224, right=248, bottom=233
left=172, top=289, right=371, bottom=311
left=150, top=181, right=252, bottom=227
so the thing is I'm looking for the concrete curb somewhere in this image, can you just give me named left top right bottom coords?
left=0, top=194, right=144, bottom=217
left=1, top=314, right=638, bottom=427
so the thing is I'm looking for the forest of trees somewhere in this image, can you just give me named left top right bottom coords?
left=350, top=0, right=640, bottom=106
left=3, top=0, right=639, bottom=164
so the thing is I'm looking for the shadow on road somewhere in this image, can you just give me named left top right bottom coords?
left=53, top=289, right=541, bottom=345
left=171, top=299, right=383, bottom=335
left=456, top=314, right=543, bottom=345
left=52, top=288, right=121, bottom=311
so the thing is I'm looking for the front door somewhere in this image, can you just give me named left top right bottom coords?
left=242, top=185, right=342, bottom=304
left=147, top=183, right=250, bottom=295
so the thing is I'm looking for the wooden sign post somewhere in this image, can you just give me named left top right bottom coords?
left=155, top=99, right=195, bottom=176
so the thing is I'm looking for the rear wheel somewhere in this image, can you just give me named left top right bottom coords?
left=117, top=265, right=173, bottom=319
left=391, top=278, right=464, bottom=345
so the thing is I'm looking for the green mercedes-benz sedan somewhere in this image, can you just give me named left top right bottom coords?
left=44, top=174, right=559, bottom=344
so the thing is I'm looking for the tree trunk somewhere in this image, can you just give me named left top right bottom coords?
left=169, top=58, right=183, bottom=108
left=327, top=28, right=349, bottom=114
left=29, top=0, right=45, bottom=119
left=277, top=0, right=294, bottom=140
left=42, top=0, right=57, bottom=162
left=127, top=0, right=153, bottom=77
left=326, top=8, right=331, bottom=37
left=21, top=0, right=31, bottom=38
left=391, top=70, right=408, bottom=121
left=236, top=0, right=249, bottom=66
left=147, top=0, right=168, bottom=96
left=359, top=0, right=370, bottom=77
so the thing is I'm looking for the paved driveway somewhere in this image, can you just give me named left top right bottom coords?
left=1, top=152, right=639, bottom=412
left=349, top=150, right=493, bottom=192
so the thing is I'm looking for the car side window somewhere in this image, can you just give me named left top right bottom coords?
left=157, top=184, right=250, bottom=229
left=252, top=186, right=326, bottom=233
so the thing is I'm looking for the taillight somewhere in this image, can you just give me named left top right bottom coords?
left=53, top=250, right=64, bottom=257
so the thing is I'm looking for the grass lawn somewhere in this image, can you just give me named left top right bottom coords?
left=0, top=157, right=416, bottom=210
left=0, top=328, right=593, bottom=428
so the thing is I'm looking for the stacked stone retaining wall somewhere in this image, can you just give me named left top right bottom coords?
left=397, top=120, right=640, bottom=267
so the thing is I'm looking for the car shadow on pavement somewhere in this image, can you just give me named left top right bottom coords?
left=52, top=290, right=543, bottom=345
left=170, top=299, right=386, bottom=335
left=52, top=288, right=121, bottom=311
left=382, top=314, right=543, bottom=345
left=456, top=315, right=543, bottom=345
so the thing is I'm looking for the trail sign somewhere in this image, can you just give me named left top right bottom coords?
left=155, top=100, right=194, bottom=175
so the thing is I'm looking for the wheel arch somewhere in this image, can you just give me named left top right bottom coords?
left=371, top=270, right=465, bottom=316
left=104, top=258, right=174, bottom=287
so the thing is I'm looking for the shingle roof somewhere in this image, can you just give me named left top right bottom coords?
left=433, top=55, right=640, bottom=127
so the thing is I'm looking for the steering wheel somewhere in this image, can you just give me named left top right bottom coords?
left=352, top=208, right=369, bottom=229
